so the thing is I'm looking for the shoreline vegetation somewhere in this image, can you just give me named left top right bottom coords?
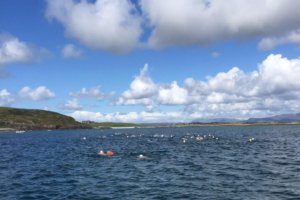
left=0, top=107, right=88, bottom=131
left=85, top=121, right=300, bottom=129
left=1, top=106, right=300, bottom=132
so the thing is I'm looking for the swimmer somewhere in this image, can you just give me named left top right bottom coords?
left=98, top=150, right=106, bottom=156
left=196, top=136, right=204, bottom=141
left=98, top=150, right=115, bottom=156
left=106, top=150, right=114, bottom=156
left=82, top=137, right=86, bottom=140
left=248, top=137, right=255, bottom=142
left=137, top=154, right=148, bottom=160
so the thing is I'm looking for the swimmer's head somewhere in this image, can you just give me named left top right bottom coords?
left=138, top=154, right=148, bottom=159
left=107, top=150, right=114, bottom=156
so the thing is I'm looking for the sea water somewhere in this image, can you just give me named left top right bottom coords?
left=1, top=125, right=300, bottom=199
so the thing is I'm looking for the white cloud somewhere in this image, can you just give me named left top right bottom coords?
left=0, top=34, right=46, bottom=65
left=19, top=86, right=55, bottom=101
left=62, top=43, right=82, bottom=58
left=59, top=98, right=83, bottom=110
left=46, top=0, right=142, bottom=53
left=0, top=89, right=14, bottom=106
left=258, top=29, right=300, bottom=50
left=122, top=64, right=156, bottom=98
left=141, top=0, right=300, bottom=48
left=157, top=81, right=189, bottom=105
left=70, top=110, right=137, bottom=122
left=43, top=107, right=49, bottom=111
left=117, top=98, right=154, bottom=106
left=255, top=54, right=300, bottom=95
left=181, top=54, right=300, bottom=118
left=70, top=110, right=190, bottom=123
left=117, top=64, right=157, bottom=107
left=70, top=85, right=104, bottom=100
left=113, top=54, right=300, bottom=121
left=60, top=54, right=300, bottom=122
left=45, top=0, right=300, bottom=52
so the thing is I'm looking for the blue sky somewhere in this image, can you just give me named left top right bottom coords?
left=1, top=0, right=300, bottom=122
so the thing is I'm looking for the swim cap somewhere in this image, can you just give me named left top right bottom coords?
left=107, top=150, right=114, bottom=156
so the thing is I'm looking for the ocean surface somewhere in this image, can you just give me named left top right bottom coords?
left=1, top=125, right=300, bottom=199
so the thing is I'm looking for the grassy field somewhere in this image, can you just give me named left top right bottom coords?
left=82, top=121, right=139, bottom=128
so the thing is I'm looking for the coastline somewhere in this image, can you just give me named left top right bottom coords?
left=0, top=128, right=15, bottom=132
left=87, top=122, right=300, bottom=129
left=175, top=122, right=300, bottom=127
left=2, top=122, right=300, bottom=132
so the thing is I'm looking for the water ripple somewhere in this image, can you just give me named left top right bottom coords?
left=1, top=126, right=300, bottom=199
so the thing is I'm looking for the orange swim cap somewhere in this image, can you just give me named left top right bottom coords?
left=107, top=150, right=114, bottom=156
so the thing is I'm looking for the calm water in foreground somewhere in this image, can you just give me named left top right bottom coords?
left=1, top=126, right=300, bottom=199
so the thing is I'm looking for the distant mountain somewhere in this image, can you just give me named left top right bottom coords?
left=247, top=113, right=300, bottom=123
left=0, top=107, right=89, bottom=130
left=191, top=114, right=300, bottom=124
left=191, top=118, right=241, bottom=123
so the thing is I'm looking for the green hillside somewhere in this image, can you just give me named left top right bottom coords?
left=0, top=107, right=89, bottom=130
left=82, top=121, right=139, bottom=128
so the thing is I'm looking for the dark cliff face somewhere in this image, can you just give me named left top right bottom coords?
left=0, top=107, right=90, bottom=130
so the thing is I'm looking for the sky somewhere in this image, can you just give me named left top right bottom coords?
left=1, top=0, right=300, bottom=123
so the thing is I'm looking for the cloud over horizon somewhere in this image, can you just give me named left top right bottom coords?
left=116, top=64, right=157, bottom=110
left=18, top=86, right=55, bottom=101
left=70, top=54, right=300, bottom=122
left=70, top=86, right=104, bottom=100
left=2, top=53, right=300, bottom=123
left=0, top=89, right=14, bottom=106
left=70, top=110, right=190, bottom=123
left=0, top=86, right=56, bottom=108
left=59, top=98, right=83, bottom=110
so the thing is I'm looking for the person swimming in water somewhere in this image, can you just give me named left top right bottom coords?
left=106, top=150, right=114, bottom=156
left=98, top=150, right=114, bottom=156
left=137, top=154, right=148, bottom=160
left=98, top=150, right=106, bottom=156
